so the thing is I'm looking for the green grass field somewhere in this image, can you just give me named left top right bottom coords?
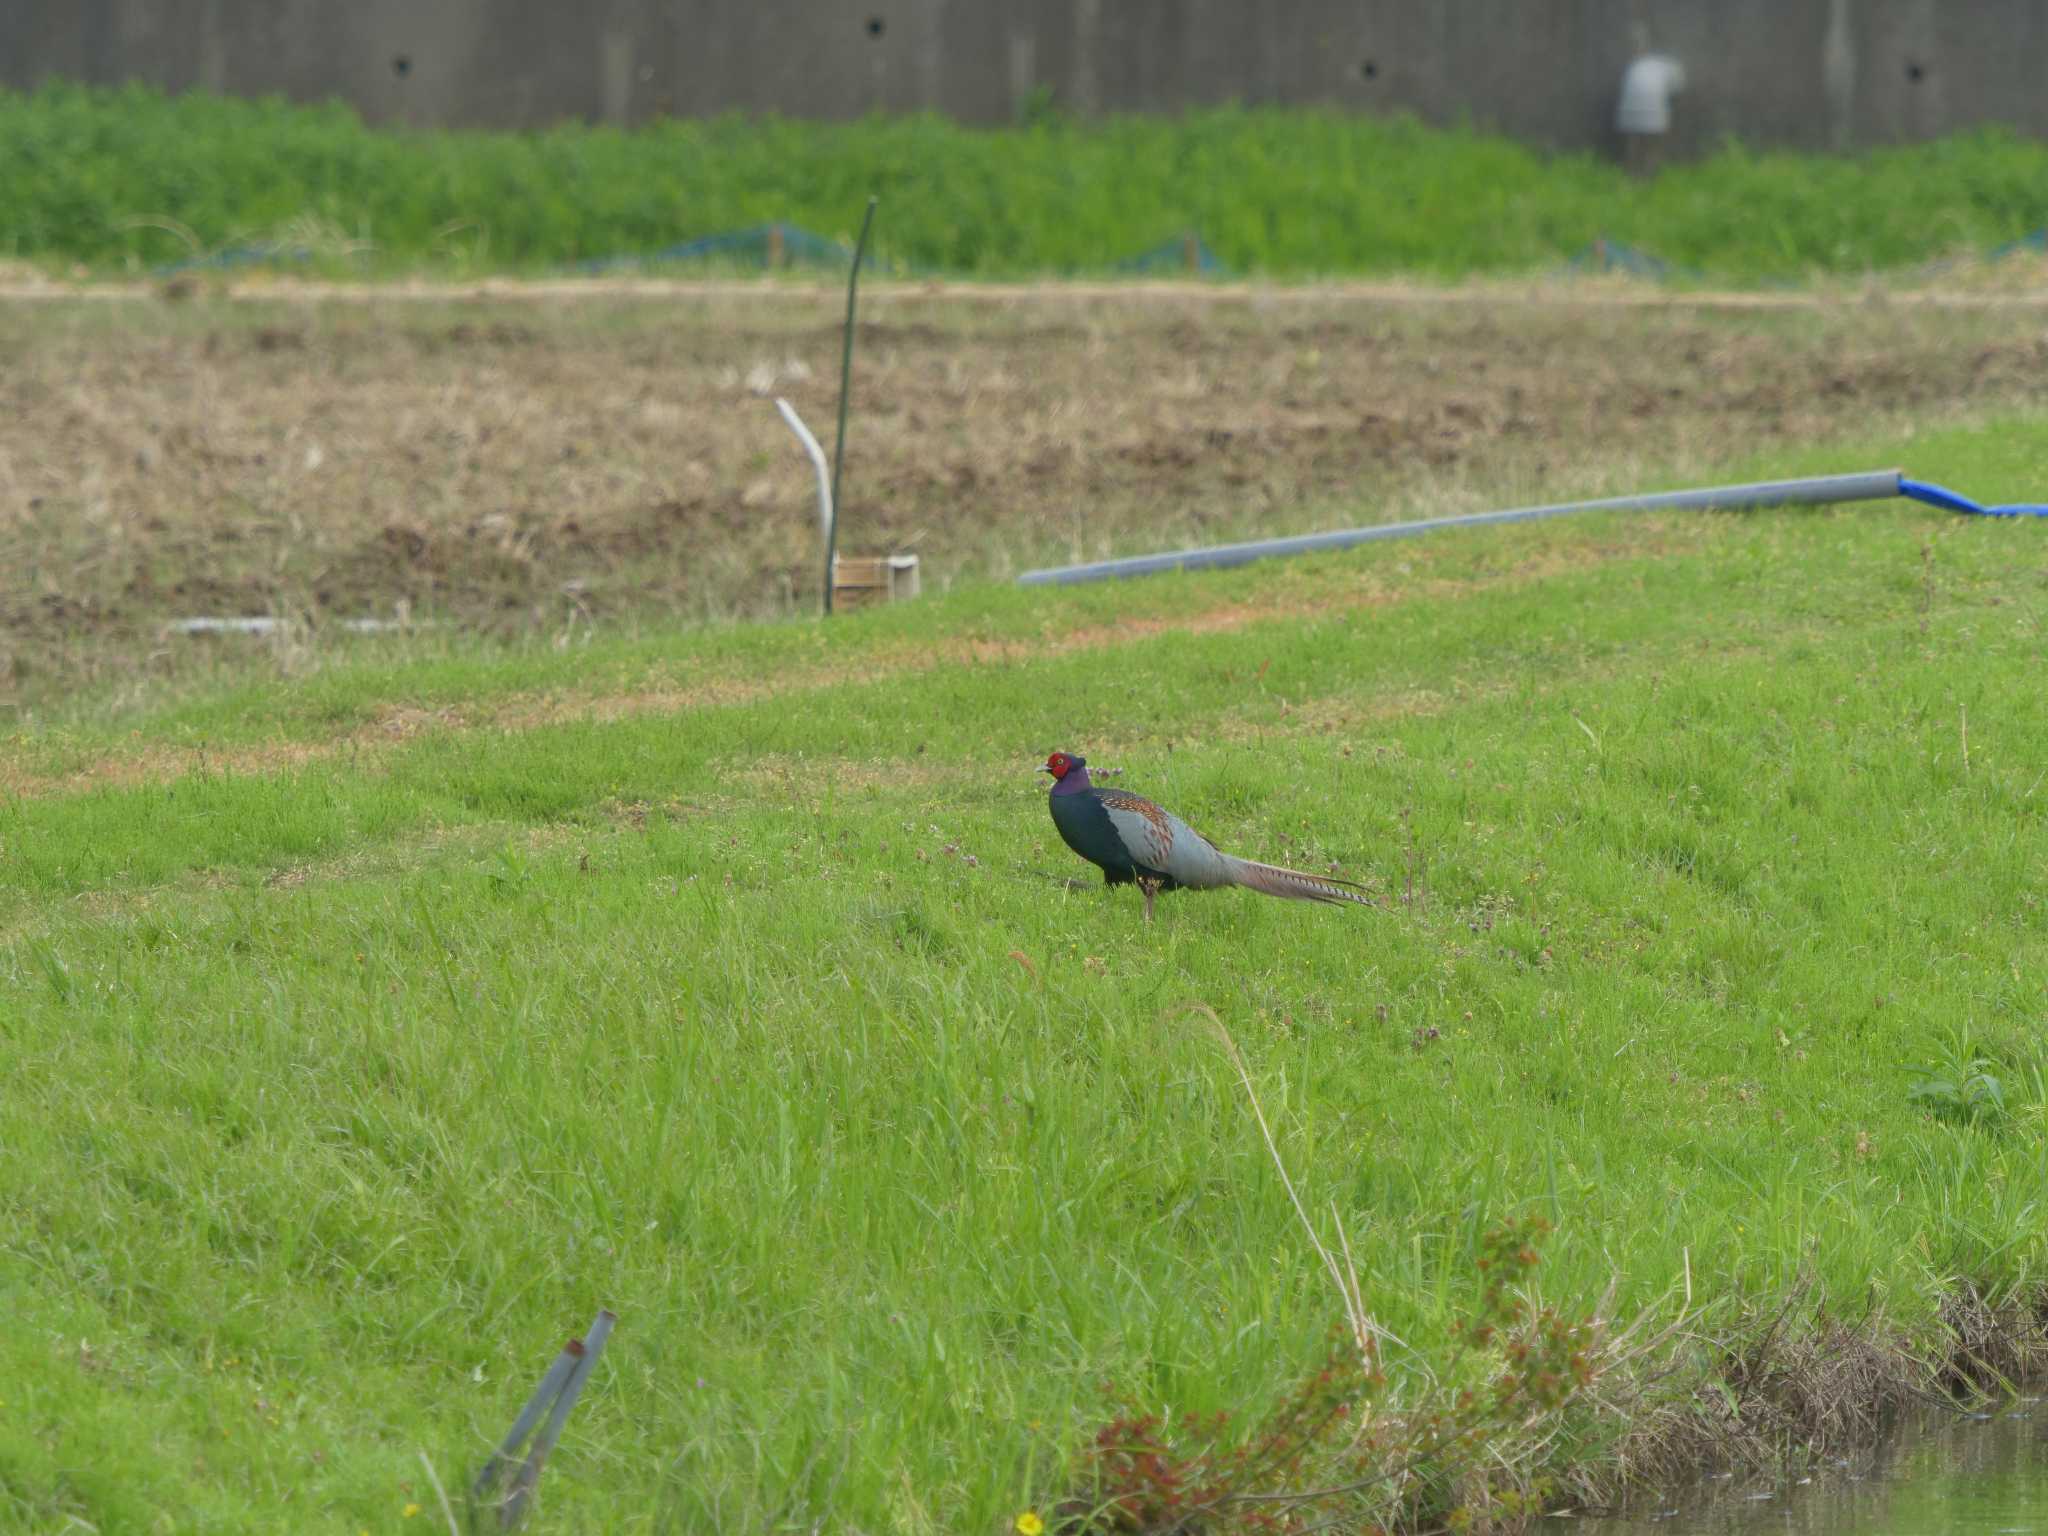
left=3, top=413, right=2046, bottom=1533
left=4, top=82, right=2048, bottom=280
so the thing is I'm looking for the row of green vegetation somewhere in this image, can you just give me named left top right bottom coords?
left=3, top=413, right=2046, bottom=1531
left=3, top=81, right=2047, bottom=280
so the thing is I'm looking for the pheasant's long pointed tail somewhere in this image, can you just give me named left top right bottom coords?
left=1224, top=857, right=1376, bottom=908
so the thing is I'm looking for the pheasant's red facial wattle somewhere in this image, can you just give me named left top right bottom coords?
left=1044, top=752, right=1074, bottom=781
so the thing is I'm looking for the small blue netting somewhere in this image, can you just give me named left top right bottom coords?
left=1560, top=236, right=1704, bottom=282
left=570, top=221, right=883, bottom=274
left=570, top=225, right=1228, bottom=277
left=1111, top=233, right=1230, bottom=276
left=144, top=219, right=2048, bottom=287
left=1986, top=227, right=2048, bottom=260
left=154, top=244, right=315, bottom=276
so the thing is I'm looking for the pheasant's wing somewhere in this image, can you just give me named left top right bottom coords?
left=1095, top=789, right=1232, bottom=887
left=1155, top=808, right=1233, bottom=887
left=1092, top=788, right=1178, bottom=873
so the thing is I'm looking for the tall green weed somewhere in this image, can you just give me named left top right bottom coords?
left=3, top=82, right=2045, bottom=278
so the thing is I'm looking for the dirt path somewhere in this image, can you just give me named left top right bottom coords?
left=6, top=274, right=2048, bottom=309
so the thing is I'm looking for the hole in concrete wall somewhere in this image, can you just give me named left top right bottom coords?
left=1905, top=60, right=1925, bottom=82
left=1358, top=59, right=1378, bottom=80
left=391, top=54, right=412, bottom=79
left=866, top=16, right=885, bottom=37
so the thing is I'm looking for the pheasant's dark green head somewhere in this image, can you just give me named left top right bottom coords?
left=1044, top=751, right=1085, bottom=781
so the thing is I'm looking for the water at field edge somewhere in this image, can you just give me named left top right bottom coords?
left=1544, top=1400, right=2047, bottom=1536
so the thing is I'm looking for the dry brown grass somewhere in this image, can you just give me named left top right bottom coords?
left=2, top=282, right=2045, bottom=715
left=1555, top=1284, right=2048, bottom=1516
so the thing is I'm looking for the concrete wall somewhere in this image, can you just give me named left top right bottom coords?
left=3, top=1, right=2044, bottom=156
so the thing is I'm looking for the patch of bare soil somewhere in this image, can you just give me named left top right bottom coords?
left=0, top=738, right=336, bottom=799
left=0, top=284, right=2043, bottom=714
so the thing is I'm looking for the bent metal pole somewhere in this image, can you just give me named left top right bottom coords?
left=1016, top=469, right=1905, bottom=587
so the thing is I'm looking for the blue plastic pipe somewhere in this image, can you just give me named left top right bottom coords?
left=1017, top=468, right=2046, bottom=587
left=1018, top=470, right=1904, bottom=586
left=1898, top=477, right=2048, bottom=518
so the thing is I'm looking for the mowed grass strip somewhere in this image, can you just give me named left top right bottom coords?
left=0, top=423, right=2045, bottom=1533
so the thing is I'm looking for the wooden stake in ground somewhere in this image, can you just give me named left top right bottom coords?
left=822, top=196, right=879, bottom=616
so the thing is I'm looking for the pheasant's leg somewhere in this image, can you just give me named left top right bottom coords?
left=1139, top=875, right=1160, bottom=923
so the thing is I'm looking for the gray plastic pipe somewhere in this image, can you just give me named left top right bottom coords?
left=1017, top=469, right=1904, bottom=587
left=774, top=397, right=833, bottom=541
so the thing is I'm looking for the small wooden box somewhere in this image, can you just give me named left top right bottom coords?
left=832, top=553, right=921, bottom=608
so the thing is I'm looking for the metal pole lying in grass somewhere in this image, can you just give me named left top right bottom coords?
left=823, top=196, right=879, bottom=616
left=1016, top=469, right=1908, bottom=587
left=473, top=1309, right=617, bottom=1530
